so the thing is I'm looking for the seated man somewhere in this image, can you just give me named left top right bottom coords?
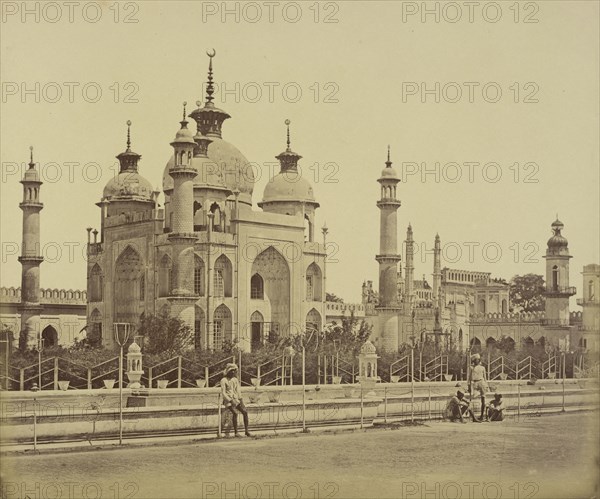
left=445, top=389, right=480, bottom=423
left=486, top=393, right=505, bottom=422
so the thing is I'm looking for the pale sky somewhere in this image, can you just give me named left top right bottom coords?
left=1, top=1, right=598, bottom=303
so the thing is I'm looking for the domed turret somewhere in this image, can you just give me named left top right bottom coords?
left=547, top=218, right=568, bottom=249
left=102, top=121, right=153, bottom=202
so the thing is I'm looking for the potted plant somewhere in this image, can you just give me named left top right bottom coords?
left=103, top=379, right=116, bottom=390
left=498, top=372, right=508, bottom=380
left=58, top=380, right=70, bottom=391
left=268, top=390, right=282, bottom=403
left=547, top=372, right=556, bottom=379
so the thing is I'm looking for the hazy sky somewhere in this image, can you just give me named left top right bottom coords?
left=1, top=1, right=598, bottom=303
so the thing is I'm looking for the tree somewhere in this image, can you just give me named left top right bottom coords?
left=137, top=311, right=194, bottom=356
left=324, top=312, right=372, bottom=354
left=326, top=292, right=344, bottom=303
left=509, top=274, right=546, bottom=312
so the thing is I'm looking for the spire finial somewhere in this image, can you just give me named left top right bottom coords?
left=182, top=101, right=187, bottom=121
left=387, top=145, right=391, bottom=162
left=385, top=145, right=392, bottom=167
left=29, top=146, right=34, bottom=168
left=205, top=49, right=216, bottom=104
left=126, top=120, right=132, bottom=151
left=285, top=119, right=291, bottom=151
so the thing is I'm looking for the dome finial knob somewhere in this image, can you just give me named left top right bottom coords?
left=285, top=119, right=291, bottom=151
left=29, top=146, right=34, bottom=168
left=205, top=49, right=216, bottom=104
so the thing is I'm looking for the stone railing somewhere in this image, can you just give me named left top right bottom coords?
left=469, top=311, right=545, bottom=323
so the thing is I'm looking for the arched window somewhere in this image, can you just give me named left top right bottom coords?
left=250, top=274, right=264, bottom=299
left=158, top=254, right=172, bottom=298
left=470, top=336, right=482, bottom=350
left=479, top=299, right=486, bottom=313
left=523, top=336, right=534, bottom=349
left=501, top=299, right=507, bottom=314
left=213, top=305, right=232, bottom=351
left=250, top=310, right=264, bottom=350
left=486, top=337, right=497, bottom=349
left=89, top=264, right=103, bottom=302
left=589, top=280, right=595, bottom=300
left=306, top=308, right=321, bottom=333
left=552, top=265, right=559, bottom=290
left=304, top=214, right=313, bottom=242
left=194, top=306, right=205, bottom=349
left=214, top=255, right=232, bottom=297
left=113, top=245, right=144, bottom=324
left=194, top=256, right=205, bottom=296
left=210, top=203, right=223, bottom=232
left=306, top=263, right=323, bottom=301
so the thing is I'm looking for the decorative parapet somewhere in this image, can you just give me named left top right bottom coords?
left=469, top=311, right=545, bottom=323
left=325, top=302, right=366, bottom=318
left=104, top=208, right=164, bottom=228
left=0, top=287, right=87, bottom=305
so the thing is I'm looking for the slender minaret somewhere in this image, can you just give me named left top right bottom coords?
left=432, top=233, right=442, bottom=309
left=168, top=103, right=198, bottom=296
left=376, top=146, right=402, bottom=351
left=543, top=218, right=576, bottom=328
left=403, top=224, right=414, bottom=315
left=18, top=147, right=44, bottom=349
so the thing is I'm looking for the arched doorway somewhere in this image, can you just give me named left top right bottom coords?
left=41, top=325, right=58, bottom=347
left=114, top=246, right=144, bottom=323
left=250, top=311, right=264, bottom=350
left=470, top=337, right=482, bottom=351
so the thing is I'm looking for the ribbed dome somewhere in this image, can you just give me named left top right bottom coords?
left=163, top=137, right=254, bottom=205
left=103, top=171, right=153, bottom=200
left=261, top=173, right=318, bottom=205
left=547, top=218, right=568, bottom=248
left=171, top=126, right=195, bottom=145
left=23, top=167, right=40, bottom=182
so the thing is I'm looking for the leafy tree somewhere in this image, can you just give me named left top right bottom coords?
left=509, top=274, right=546, bottom=312
left=137, top=311, right=194, bottom=356
left=323, top=312, right=372, bottom=354
left=326, top=292, right=344, bottom=303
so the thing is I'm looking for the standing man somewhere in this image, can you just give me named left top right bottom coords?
left=220, top=363, right=252, bottom=437
left=468, top=353, right=488, bottom=421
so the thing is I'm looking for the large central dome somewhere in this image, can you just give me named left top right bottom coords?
left=162, top=137, right=254, bottom=205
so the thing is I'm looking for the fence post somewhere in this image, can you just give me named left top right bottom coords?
left=411, top=348, right=415, bottom=423
left=428, top=386, right=432, bottom=420
left=19, top=368, right=24, bottom=391
left=177, top=356, right=182, bottom=388
left=204, top=366, right=209, bottom=386
left=53, top=358, right=58, bottom=390
left=384, top=386, right=388, bottom=424
left=87, top=368, right=92, bottom=390
left=517, top=383, right=521, bottom=421
left=217, top=392, right=222, bottom=438
left=148, top=367, right=153, bottom=389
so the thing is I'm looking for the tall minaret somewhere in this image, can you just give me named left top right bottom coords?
left=376, top=146, right=402, bottom=351
left=403, top=224, right=414, bottom=315
left=19, top=147, right=44, bottom=349
left=168, top=103, right=199, bottom=297
left=543, top=218, right=576, bottom=328
left=432, top=233, right=442, bottom=309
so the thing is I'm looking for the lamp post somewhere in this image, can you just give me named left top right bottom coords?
left=31, top=382, right=39, bottom=451
left=37, top=334, right=44, bottom=389
left=301, top=327, right=319, bottom=433
left=113, top=323, right=134, bottom=445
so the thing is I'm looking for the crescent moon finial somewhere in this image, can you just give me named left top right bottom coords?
left=206, top=48, right=216, bottom=58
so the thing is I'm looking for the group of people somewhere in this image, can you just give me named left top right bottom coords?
left=445, top=353, right=505, bottom=423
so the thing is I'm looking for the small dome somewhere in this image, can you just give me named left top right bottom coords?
left=103, top=171, right=153, bottom=200
left=380, top=166, right=399, bottom=179
left=128, top=341, right=141, bottom=353
left=360, top=340, right=377, bottom=355
left=171, top=126, right=195, bottom=145
left=23, top=167, right=40, bottom=182
left=261, top=173, right=318, bottom=205
left=547, top=234, right=568, bottom=248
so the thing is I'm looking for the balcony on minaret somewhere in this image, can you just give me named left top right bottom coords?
left=545, top=285, right=577, bottom=296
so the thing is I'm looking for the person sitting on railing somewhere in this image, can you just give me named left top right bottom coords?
left=220, top=363, right=252, bottom=437
left=485, top=393, right=505, bottom=422
left=445, top=389, right=480, bottom=423
left=468, top=353, right=488, bottom=421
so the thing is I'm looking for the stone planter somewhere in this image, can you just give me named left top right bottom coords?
left=58, top=380, right=70, bottom=391
left=103, top=379, right=116, bottom=390
left=498, top=372, right=508, bottom=380
left=547, top=372, right=556, bottom=379
left=332, top=376, right=342, bottom=385
left=247, top=391, right=261, bottom=403
left=268, top=391, right=282, bottom=403
left=443, top=374, right=454, bottom=382
left=250, top=377, right=261, bottom=387
left=157, top=379, right=169, bottom=389
left=390, top=375, right=400, bottom=383
left=195, top=379, right=207, bottom=388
